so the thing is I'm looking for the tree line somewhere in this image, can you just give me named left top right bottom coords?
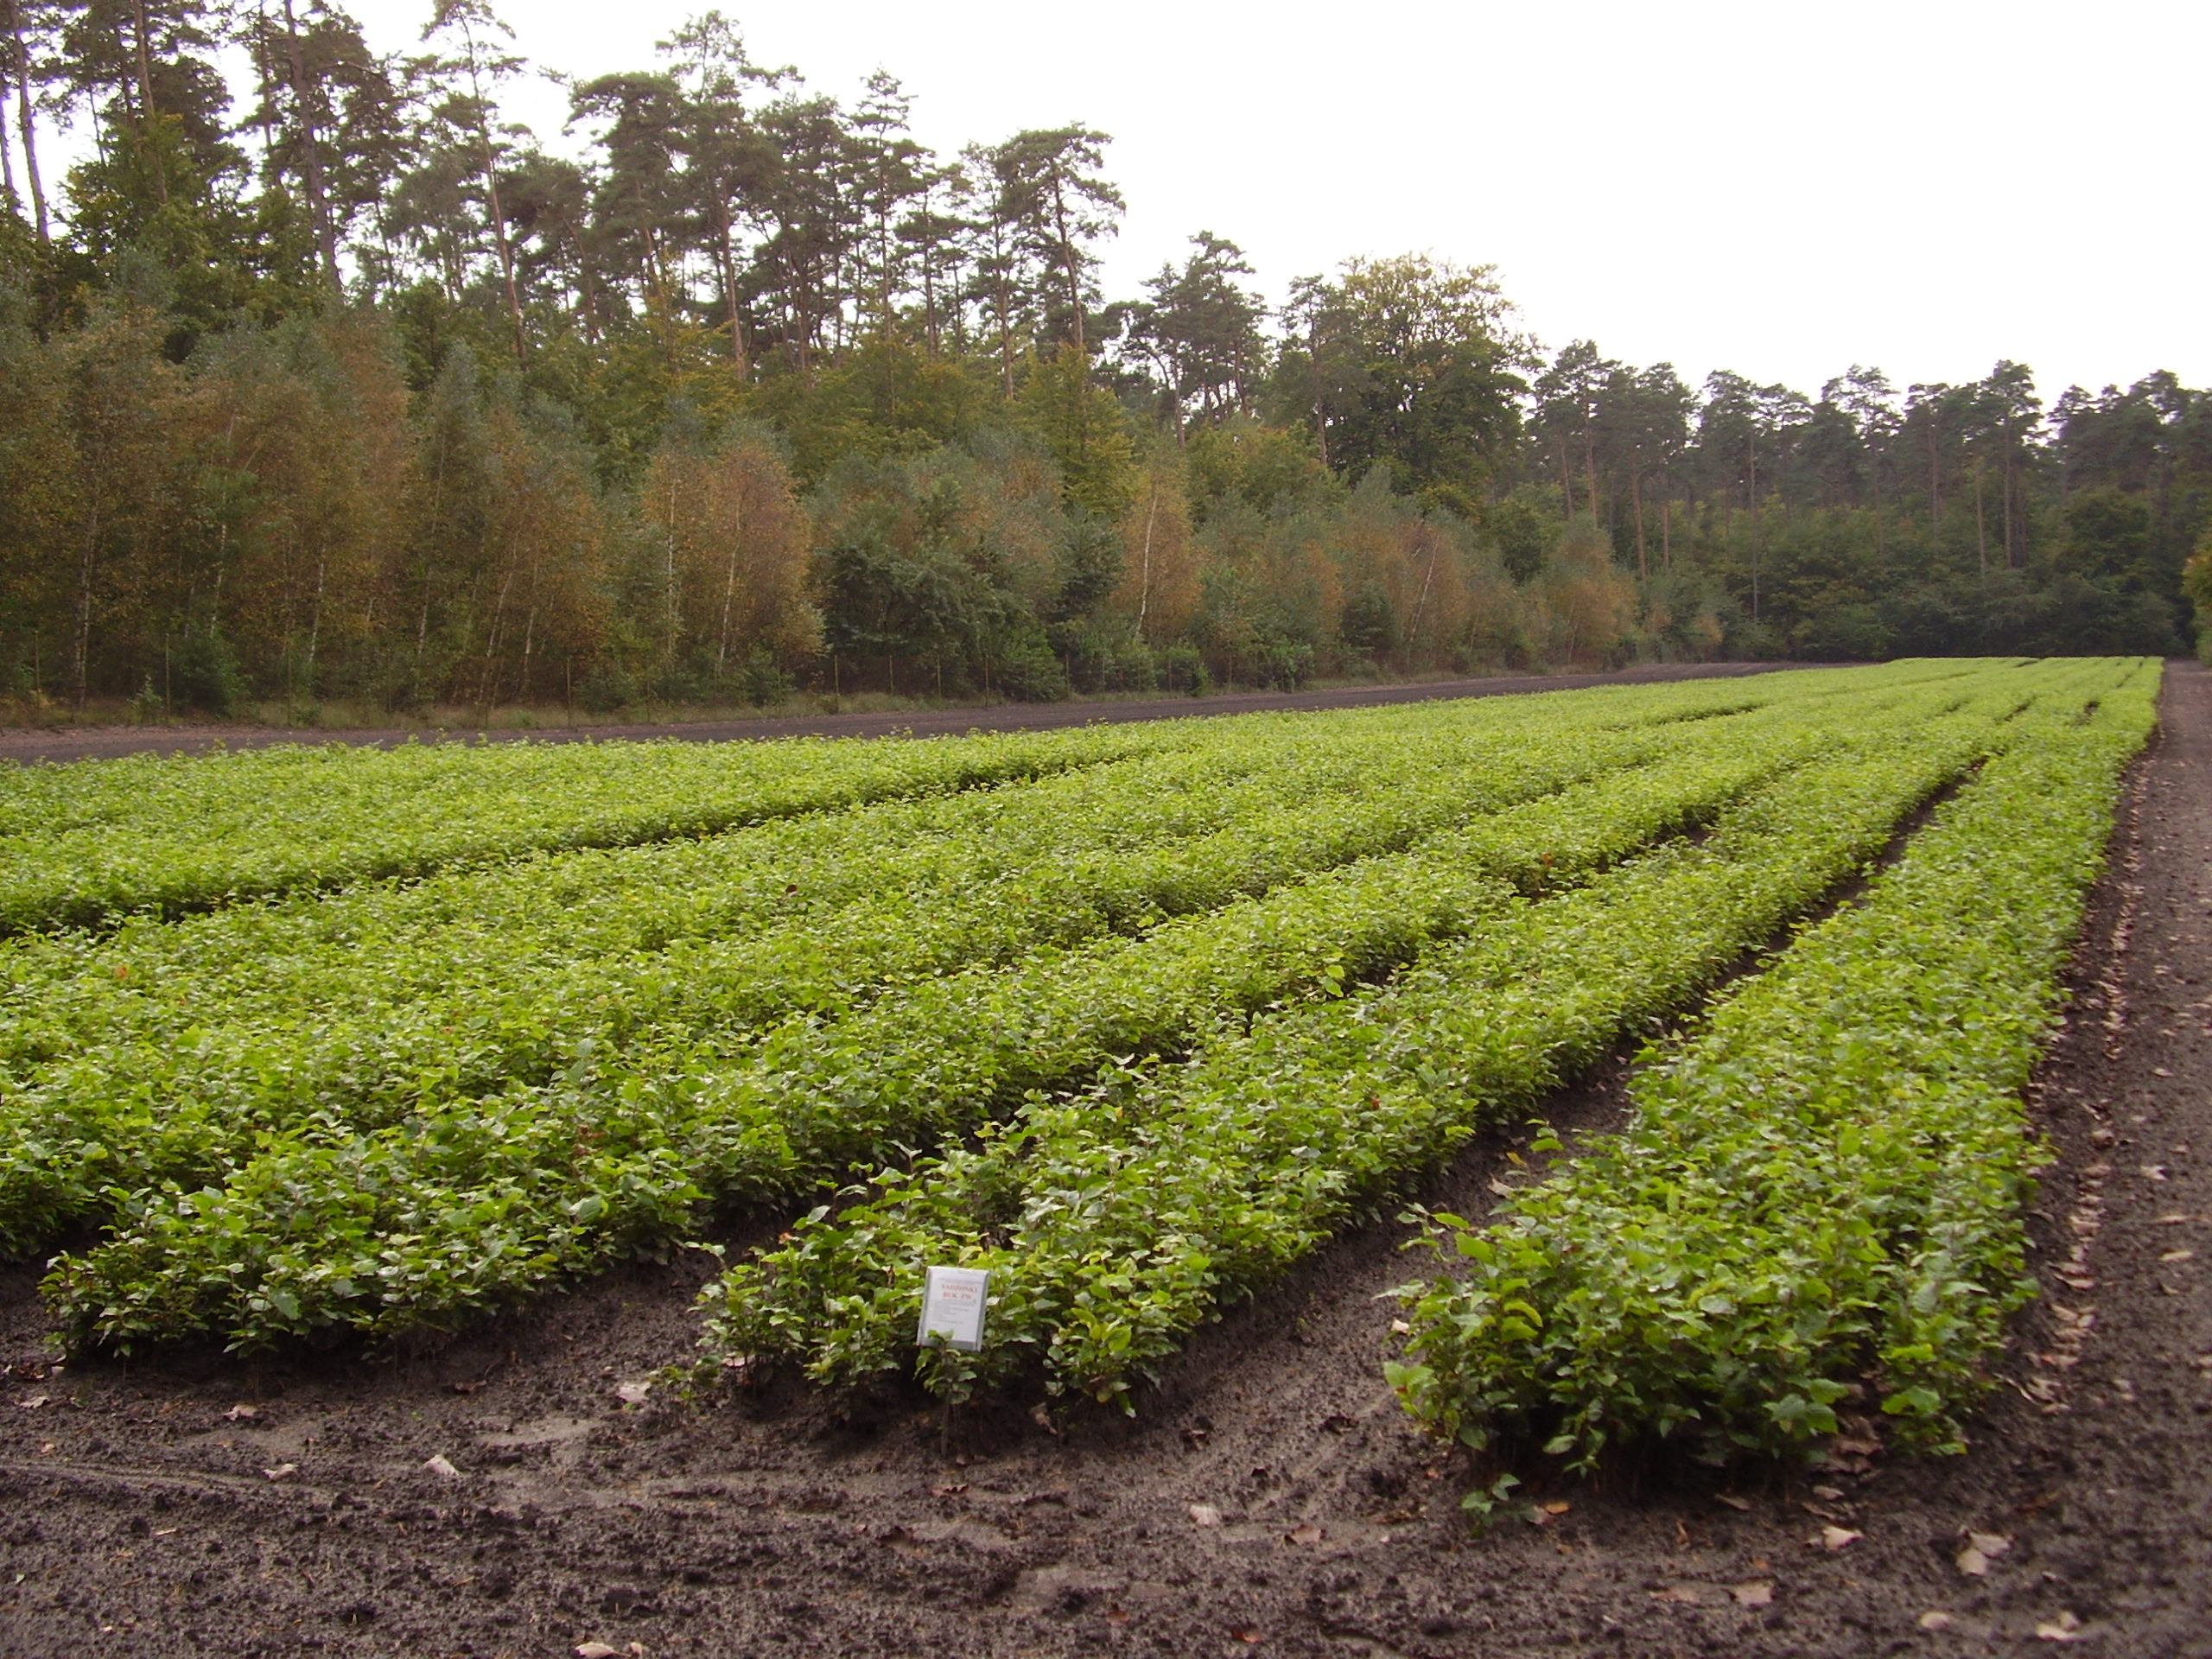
left=2, top=0, right=2206, bottom=719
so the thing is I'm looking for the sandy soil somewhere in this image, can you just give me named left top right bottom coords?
left=0, top=663, right=1786, bottom=766
left=0, top=662, right=2206, bottom=1658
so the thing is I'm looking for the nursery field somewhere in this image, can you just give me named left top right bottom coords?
left=0, top=653, right=2195, bottom=1659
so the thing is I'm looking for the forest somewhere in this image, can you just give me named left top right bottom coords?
left=0, top=0, right=2207, bottom=721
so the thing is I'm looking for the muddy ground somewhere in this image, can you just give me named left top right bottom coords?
left=0, top=662, right=1785, bottom=766
left=1, top=662, right=2208, bottom=1658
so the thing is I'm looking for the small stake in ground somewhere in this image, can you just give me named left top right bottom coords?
left=919, top=1266, right=990, bottom=1454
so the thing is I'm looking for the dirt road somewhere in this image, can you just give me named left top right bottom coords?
left=0, top=662, right=1786, bottom=765
left=0, top=664, right=2205, bottom=1656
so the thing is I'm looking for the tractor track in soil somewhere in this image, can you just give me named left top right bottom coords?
left=0, top=659, right=2206, bottom=1657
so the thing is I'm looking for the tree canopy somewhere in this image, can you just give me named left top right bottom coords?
left=0, top=3, right=2203, bottom=720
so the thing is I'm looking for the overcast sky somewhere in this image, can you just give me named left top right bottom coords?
left=263, top=0, right=2212, bottom=400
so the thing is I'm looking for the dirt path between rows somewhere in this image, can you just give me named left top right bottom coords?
left=1, top=663, right=2206, bottom=1657
left=0, top=662, right=1787, bottom=765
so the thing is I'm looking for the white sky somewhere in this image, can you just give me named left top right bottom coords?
left=60, top=0, right=2212, bottom=402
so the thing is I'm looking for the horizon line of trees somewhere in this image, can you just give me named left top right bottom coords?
left=2, top=0, right=2208, bottom=720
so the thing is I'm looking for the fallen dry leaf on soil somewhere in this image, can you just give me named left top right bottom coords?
left=1285, top=1523, right=1324, bottom=1546
left=1188, top=1503, right=1223, bottom=1528
left=1714, top=1492, right=1752, bottom=1511
left=613, top=1380, right=652, bottom=1406
left=261, top=1463, right=297, bottom=1481
left=1817, top=1526, right=1861, bottom=1551
left=1919, top=1611, right=1955, bottom=1630
left=223, top=1404, right=259, bottom=1421
left=423, top=1453, right=461, bottom=1478
left=1651, top=1583, right=1704, bottom=1605
left=1955, top=1530, right=2012, bottom=1577
left=574, top=1645, right=620, bottom=1659
left=1729, top=1581, right=1774, bottom=1607
left=2036, top=1610, right=2084, bottom=1642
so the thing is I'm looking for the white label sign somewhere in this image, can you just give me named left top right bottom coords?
left=917, top=1266, right=990, bottom=1352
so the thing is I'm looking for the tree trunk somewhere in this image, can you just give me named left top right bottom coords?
left=1048, top=168, right=1084, bottom=357
left=6, top=0, right=46, bottom=245
left=74, top=500, right=98, bottom=710
left=991, top=219, right=1016, bottom=399
left=2002, top=430, right=2017, bottom=568
left=919, top=238, right=938, bottom=354
left=305, top=550, right=325, bottom=690
left=518, top=592, right=537, bottom=702
left=717, top=220, right=750, bottom=377
left=281, top=0, right=340, bottom=291
left=995, top=289, right=1014, bottom=397
left=131, top=0, right=168, bottom=202
left=459, top=22, right=525, bottom=362
left=1630, top=468, right=1647, bottom=581
left=1134, top=473, right=1159, bottom=640
left=1746, top=441, right=1761, bottom=627
left=875, top=204, right=893, bottom=330
left=717, top=481, right=746, bottom=671
left=664, top=478, right=680, bottom=668
left=1974, top=458, right=1987, bottom=578
left=1870, top=442, right=1885, bottom=560
left=1927, top=423, right=1941, bottom=547
left=1406, top=530, right=1440, bottom=668
left=0, top=41, right=14, bottom=203
left=481, top=143, right=524, bottom=359
left=572, top=229, right=601, bottom=343
left=247, top=25, right=278, bottom=165
left=479, top=533, right=519, bottom=709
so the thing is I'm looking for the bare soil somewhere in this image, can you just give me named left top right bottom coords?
left=0, top=662, right=1786, bottom=766
left=2, top=662, right=2208, bottom=1658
